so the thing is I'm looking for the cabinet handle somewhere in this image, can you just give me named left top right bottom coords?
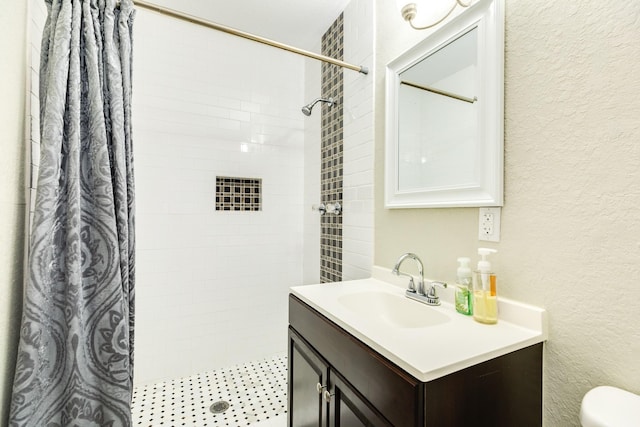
left=323, top=390, right=335, bottom=402
left=316, top=383, right=327, bottom=394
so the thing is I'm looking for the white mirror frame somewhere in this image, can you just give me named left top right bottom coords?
left=385, top=0, right=504, bottom=208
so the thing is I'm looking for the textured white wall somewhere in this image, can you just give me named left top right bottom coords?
left=375, top=1, right=640, bottom=425
left=0, top=1, right=27, bottom=423
left=133, top=9, right=305, bottom=385
left=25, top=0, right=47, bottom=235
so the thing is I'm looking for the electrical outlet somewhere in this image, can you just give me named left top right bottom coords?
left=481, top=212, right=494, bottom=235
left=479, top=207, right=501, bottom=242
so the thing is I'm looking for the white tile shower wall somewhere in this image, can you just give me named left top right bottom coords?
left=133, top=10, right=305, bottom=385
left=302, top=2, right=374, bottom=284
left=302, top=49, right=322, bottom=285
left=342, top=0, right=375, bottom=280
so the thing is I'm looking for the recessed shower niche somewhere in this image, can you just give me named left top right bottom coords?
left=215, top=176, right=262, bottom=211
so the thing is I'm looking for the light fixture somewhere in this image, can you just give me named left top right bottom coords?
left=397, top=0, right=472, bottom=30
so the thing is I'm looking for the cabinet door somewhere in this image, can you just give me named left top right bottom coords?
left=328, top=371, right=393, bottom=427
left=289, top=327, right=329, bottom=427
left=290, top=295, right=423, bottom=426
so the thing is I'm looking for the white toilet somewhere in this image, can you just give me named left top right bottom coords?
left=580, top=386, right=640, bottom=426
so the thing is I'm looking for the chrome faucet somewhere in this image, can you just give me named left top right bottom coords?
left=392, top=252, right=425, bottom=295
left=392, top=252, right=447, bottom=306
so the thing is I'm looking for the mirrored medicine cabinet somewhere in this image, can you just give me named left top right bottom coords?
left=385, top=0, right=504, bottom=208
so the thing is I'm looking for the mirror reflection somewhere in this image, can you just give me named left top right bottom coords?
left=398, top=27, right=478, bottom=191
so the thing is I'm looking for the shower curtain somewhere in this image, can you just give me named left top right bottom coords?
left=9, top=0, right=136, bottom=425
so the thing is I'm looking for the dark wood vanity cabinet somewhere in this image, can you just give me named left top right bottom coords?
left=288, top=294, right=543, bottom=427
left=289, top=327, right=393, bottom=427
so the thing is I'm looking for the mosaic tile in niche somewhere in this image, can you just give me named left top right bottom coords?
left=216, top=176, right=262, bottom=211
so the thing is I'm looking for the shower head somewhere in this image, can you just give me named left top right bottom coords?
left=301, top=97, right=335, bottom=116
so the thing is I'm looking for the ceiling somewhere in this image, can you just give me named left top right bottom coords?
left=143, top=0, right=353, bottom=50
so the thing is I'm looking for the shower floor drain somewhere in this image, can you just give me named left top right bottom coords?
left=209, top=400, right=230, bottom=414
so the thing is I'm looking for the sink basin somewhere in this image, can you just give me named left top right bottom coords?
left=337, top=291, right=451, bottom=329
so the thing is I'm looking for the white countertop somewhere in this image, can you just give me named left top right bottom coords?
left=290, top=267, right=548, bottom=382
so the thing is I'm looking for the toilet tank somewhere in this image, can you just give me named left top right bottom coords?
left=580, top=386, right=640, bottom=427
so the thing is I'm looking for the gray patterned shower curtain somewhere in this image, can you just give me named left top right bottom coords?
left=9, top=0, right=136, bottom=425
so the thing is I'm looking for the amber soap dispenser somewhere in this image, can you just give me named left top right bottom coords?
left=472, top=248, right=498, bottom=324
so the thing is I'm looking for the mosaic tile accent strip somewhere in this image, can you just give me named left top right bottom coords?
left=320, top=13, right=344, bottom=283
left=132, top=354, right=287, bottom=426
left=216, top=176, right=262, bottom=211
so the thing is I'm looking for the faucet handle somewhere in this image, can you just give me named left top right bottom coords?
left=429, top=281, right=447, bottom=289
left=393, top=269, right=417, bottom=293
left=406, top=277, right=416, bottom=293
left=425, top=281, right=447, bottom=305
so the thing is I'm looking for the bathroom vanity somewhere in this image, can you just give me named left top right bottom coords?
left=287, top=276, right=546, bottom=427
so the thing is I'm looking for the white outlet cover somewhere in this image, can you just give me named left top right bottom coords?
left=479, top=207, right=501, bottom=242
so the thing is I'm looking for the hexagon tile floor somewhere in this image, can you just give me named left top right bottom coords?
left=131, top=354, right=288, bottom=426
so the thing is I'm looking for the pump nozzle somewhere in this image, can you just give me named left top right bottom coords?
left=457, top=257, right=471, bottom=267
left=457, top=257, right=471, bottom=277
left=477, top=248, right=497, bottom=272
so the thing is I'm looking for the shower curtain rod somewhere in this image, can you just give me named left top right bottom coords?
left=131, top=0, right=369, bottom=75
left=400, top=80, right=477, bottom=104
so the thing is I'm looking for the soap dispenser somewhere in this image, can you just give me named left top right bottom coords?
left=454, top=257, right=472, bottom=315
left=473, top=248, right=498, bottom=324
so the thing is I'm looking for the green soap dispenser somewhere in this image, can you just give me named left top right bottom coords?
left=454, top=257, right=473, bottom=315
